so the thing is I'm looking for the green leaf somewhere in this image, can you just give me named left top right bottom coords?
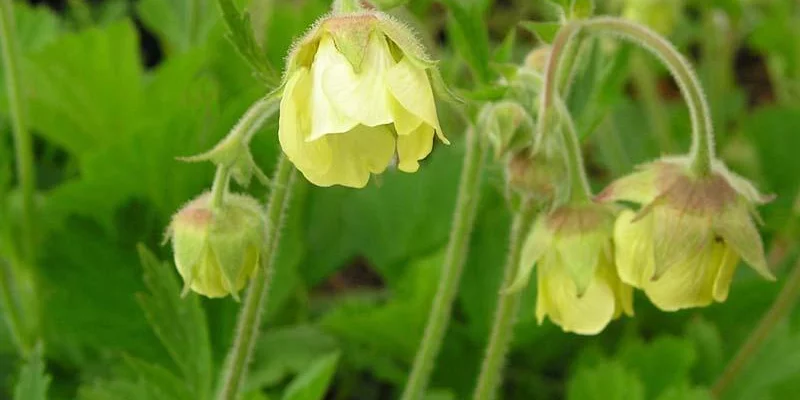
left=618, top=336, right=697, bottom=398
left=13, top=345, right=50, bottom=400
left=492, top=29, right=517, bottom=64
left=520, top=21, right=562, bottom=43
left=246, top=325, right=339, bottom=391
left=281, top=352, right=340, bottom=400
left=570, top=0, right=594, bottom=19
left=655, top=385, right=712, bottom=400
left=26, top=21, right=143, bottom=156
left=78, top=357, right=193, bottom=400
left=136, top=0, right=218, bottom=53
left=441, top=0, right=492, bottom=84
left=217, top=0, right=277, bottom=84
left=320, top=251, right=445, bottom=384
left=567, top=360, right=645, bottom=400
left=136, top=246, right=213, bottom=400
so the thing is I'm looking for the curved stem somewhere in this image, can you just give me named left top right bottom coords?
left=400, top=127, right=486, bottom=400
left=580, top=17, right=714, bottom=175
left=472, top=203, right=537, bottom=400
left=332, top=0, right=366, bottom=13
left=541, top=17, right=715, bottom=176
left=0, top=0, right=36, bottom=264
left=554, top=99, right=592, bottom=202
left=216, top=155, right=296, bottom=400
left=712, top=258, right=800, bottom=397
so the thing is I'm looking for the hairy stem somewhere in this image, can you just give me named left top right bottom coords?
left=210, top=166, right=231, bottom=209
left=712, top=258, right=800, bottom=397
left=0, top=0, right=36, bottom=265
left=401, top=127, right=486, bottom=400
left=472, top=203, right=536, bottom=400
left=580, top=17, right=715, bottom=175
left=554, top=99, right=592, bottom=202
left=541, top=17, right=715, bottom=176
left=217, top=155, right=296, bottom=400
left=0, top=0, right=37, bottom=357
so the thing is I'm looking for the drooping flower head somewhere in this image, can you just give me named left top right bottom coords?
left=596, top=156, right=775, bottom=311
left=278, top=11, right=448, bottom=188
left=166, top=193, right=265, bottom=298
left=509, top=203, right=633, bottom=335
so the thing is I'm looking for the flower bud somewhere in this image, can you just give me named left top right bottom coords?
left=508, top=203, right=633, bottom=335
left=481, top=101, right=535, bottom=160
left=167, top=193, right=265, bottom=299
left=597, top=156, right=775, bottom=311
left=523, top=46, right=550, bottom=73
left=279, top=11, right=448, bottom=188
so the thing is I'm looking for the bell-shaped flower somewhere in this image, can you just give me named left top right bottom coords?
left=166, top=192, right=265, bottom=299
left=596, top=156, right=775, bottom=311
left=278, top=12, right=448, bottom=188
left=509, top=204, right=633, bottom=335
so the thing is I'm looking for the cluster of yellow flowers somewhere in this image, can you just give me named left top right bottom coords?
left=511, top=157, right=774, bottom=334
left=167, top=5, right=774, bottom=339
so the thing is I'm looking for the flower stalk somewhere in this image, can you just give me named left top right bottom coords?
left=0, top=0, right=38, bottom=357
left=539, top=17, right=715, bottom=176
left=401, top=127, right=486, bottom=400
left=472, top=202, right=537, bottom=400
left=217, top=155, right=296, bottom=400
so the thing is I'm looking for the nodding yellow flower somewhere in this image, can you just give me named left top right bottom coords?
left=596, top=156, right=775, bottom=311
left=167, top=193, right=264, bottom=299
left=509, top=204, right=633, bottom=335
left=278, top=12, right=448, bottom=188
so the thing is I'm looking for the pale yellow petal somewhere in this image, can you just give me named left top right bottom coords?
left=390, top=96, right=422, bottom=136
left=613, top=210, right=655, bottom=287
left=321, top=32, right=393, bottom=129
left=713, top=246, right=740, bottom=302
left=651, top=205, right=710, bottom=279
left=386, top=55, right=447, bottom=142
left=537, top=253, right=616, bottom=335
left=278, top=68, right=333, bottom=177
left=396, top=124, right=434, bottom=173
left=303, top=125, right=395, bottom=188
left=308, top=35, right=359, bottom=140
left=713, top=205, right=774, bottom=280
left=642, top=241, right=725, bottom=311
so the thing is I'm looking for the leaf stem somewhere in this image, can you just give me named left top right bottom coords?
left=712, top=258, right=800, bottom=397
left=472, top=203, right=536, bottom=400
left=216, top=155, right=296, bottom=400
left=400, top=127, right=486, bottom=400
left=0, top=0, right=36, bottom=265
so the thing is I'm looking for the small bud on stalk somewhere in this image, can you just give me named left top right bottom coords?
left=166, top=192, right=265, bottom=299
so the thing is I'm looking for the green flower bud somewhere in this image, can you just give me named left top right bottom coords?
left=167, top=192, right=265, bottom=299
left=523, top=46, right=550, bottom=74
left=481, top=101, right=535, bottom=160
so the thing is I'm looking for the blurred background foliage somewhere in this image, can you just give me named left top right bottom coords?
left=0, top=0, right=799, bottom=399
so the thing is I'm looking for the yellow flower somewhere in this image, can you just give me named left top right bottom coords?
left=278, top=12, right=448, bottom=188
left=597, top=156, right=775, bottom=311
left=509, top=204, right=633, bottom=335
left=167, top=193, right=264, bottom=299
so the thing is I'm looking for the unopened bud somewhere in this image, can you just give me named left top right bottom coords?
left=167, top=193, right=265, bottom=299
